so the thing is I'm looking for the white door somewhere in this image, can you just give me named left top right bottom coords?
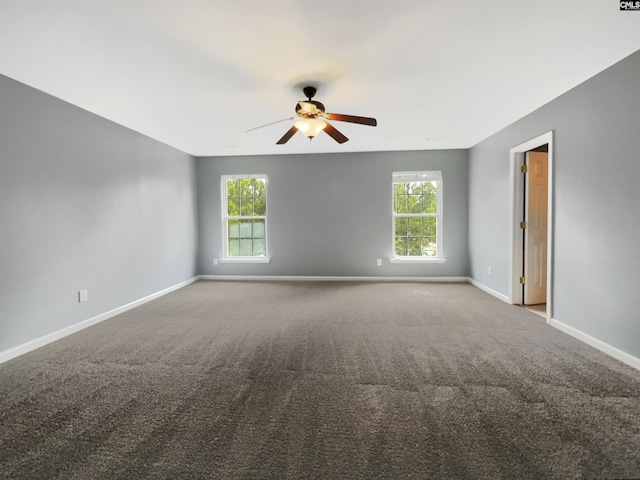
left=524, top=151, right=548, bottom=305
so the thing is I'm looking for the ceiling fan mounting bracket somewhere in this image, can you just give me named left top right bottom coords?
left=302, top=86, right=317, bottom=100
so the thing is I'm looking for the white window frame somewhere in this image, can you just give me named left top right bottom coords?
left=221, top=174, right=271, bottom=263
left=390, top=171, right=446, bottom=263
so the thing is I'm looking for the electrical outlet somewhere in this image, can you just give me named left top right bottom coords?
left=376, top=258, right=382, bottom=267
left=488, top=266, right=492, bottom=275
left=78, top=289, right=88, bottom=303
left=213, top=258, right=218, bottom=266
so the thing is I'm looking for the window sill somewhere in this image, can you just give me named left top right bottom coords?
left=388, top=257, right=447, bottom=264
left=220, top=257, right=272, bottom=264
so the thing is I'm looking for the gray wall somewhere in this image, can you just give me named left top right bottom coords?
left=0, top=75, right=198, bottom=353
left=469, top=50, right=640, bottom=358
left=198, top=150, right=469, bottom=277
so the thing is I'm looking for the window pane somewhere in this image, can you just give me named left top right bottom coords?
left=424, top=217, right=436, bottom=237
left=407, top=195, right=422, bottom=214
left=408, top=237, right=422, bottom=256
left=227, top=197, right=240, bottom=216
left=254, top=239, right=266, bottom=256
left=227, top=179, right=239, bottom=197
left=395, top=217, right=408, bottom=236
left=408, top=217, right=423, bottom=236
left=253, top=179, right=265, bottom=196
left=424, top=193, right=436, bottom=214
left=228, top=221, right=239, bottom=238
left=254, top=196, right=266, bottom=215
left=395, top=237, right=407, bottom=256
left=393, top=185, right=400, bottom=211
left=240, top=197, right=253, bottom=216
left=228, top=239, right=240, bottom=256
left=240, top=239, right=252, bottom=256
left=422, top=237, right=437, bottom=256
left=239, top=221, right=252, bottom=238
left=395, top=193, right=408, bottom=214
left=400, top=194, right=410, bottom=213
left=424, top=182, right=436, bottom=213
left=253, top=221, right=265, bottom=238
left=239, top=178, right=252, bottom=198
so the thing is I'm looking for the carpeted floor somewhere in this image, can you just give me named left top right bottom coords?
left=1, top=280, right=639, bottom=479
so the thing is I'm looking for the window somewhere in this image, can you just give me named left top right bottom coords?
left=391, top=171, right=444, bottom=262
left=222, top=175, right=269, bottom=262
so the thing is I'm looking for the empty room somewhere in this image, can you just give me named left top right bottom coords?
left=1, top=1, right=639, bottom=479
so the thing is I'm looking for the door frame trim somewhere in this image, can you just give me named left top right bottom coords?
left=508, top=131, right=554, bottom=321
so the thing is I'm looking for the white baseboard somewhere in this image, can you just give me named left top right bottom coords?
left=548, top=318, right=640, bottom=371
left=467, top=278, right=510, bottom=303
left=4, top=275, right=638, bottom=373
left=198, top=275, right=470, bottom=283
left=467, top=277, right=639, bottom=371
left=0, top=276, right=199, bottom=365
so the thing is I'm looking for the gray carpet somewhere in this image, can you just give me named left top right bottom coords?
left=1, top=280, right=639, bottom=479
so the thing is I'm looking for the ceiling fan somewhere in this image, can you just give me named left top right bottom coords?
left=249, top=86, right=377, bottom=145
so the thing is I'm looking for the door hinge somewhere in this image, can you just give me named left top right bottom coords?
left=520, top=221, right=527, bottom=229
left=519, top=276, right=526, bottom=285
left=521, top=165, right=529, bottom=173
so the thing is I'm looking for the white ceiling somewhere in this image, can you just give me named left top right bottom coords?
left=1, top=1, right=639, bottom=157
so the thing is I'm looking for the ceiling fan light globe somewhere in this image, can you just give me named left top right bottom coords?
left=295, top=119, right=326, bottom=139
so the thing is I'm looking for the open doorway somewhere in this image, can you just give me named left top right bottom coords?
left=509, top=132, right=553, bottom=322
left=523, top=147, right=548, bottom=312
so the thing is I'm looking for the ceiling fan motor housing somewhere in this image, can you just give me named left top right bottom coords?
left=296, top=100, right=325, bottom=118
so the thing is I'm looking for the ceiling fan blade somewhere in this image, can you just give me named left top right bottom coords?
left=323, top=123, right=349, bottom=144
left=276, top=125, right=298, bottom=144
left=325, top=113, right=377, bottom=127
left=245, top=117, right=294, bottom=133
